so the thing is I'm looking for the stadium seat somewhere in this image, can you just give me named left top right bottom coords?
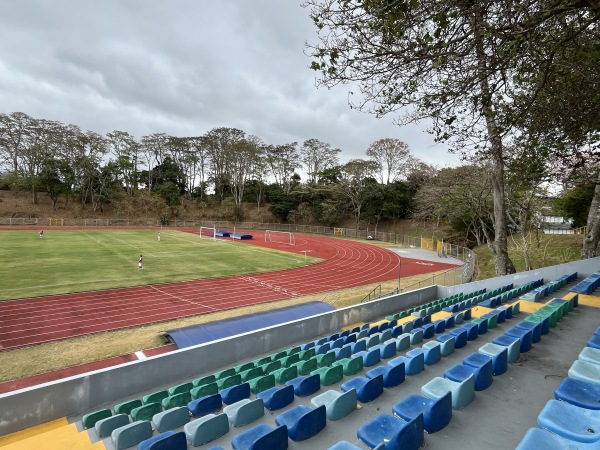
left=478, top=343, right=508, bottom=376
left=579, top=346, right=600, bottom=365
left=256, top=385, right=294, bottom=411
left=168, top=381, right=193, bottom=395
left=505, top=327, right=533, bottom=352
left=193, top=375, right=216, bottom=387
left=409, top=328, right=424, bottom=345
left=448, top=329, right=468, bottom=349
left=355, top=348, right=381, bottom=367
left=422, top=341, right=441, bottom=365
left=515, top=321, right=542, bottom=344
left=421, top=323, right=435, bottom=339
left=292, top=358, right=318, bottom=376
left=422, top=374, right=475, bottom=410
left=312, top=364, right=344, bottom=386
left=311, top=388, right=358, bottom=421
left=327, top=441, right=362, bottom=450
left=217, top=374, right=242, bottom=390
left=249, top=374, right=276, bottom=394
left=95, top=414, right=129, bottom=439
left=273, top=366, right=298, bottom=385
left=555, top=377, right=600, bottom=410
left=184, top=413, right=230, bottom=446
left=393, top=392, right=452, bottom=433
left=389, top=349, right=424, bottom=376
left=516, top=427, right=599, bottom=450
left=436, top=334, right=456, bottom=357
left=461, top=322, right=479, bottom=341
left=333, top=356, right=364, bottom=376
left=191, top=382, right=218, bottom=400
left=445, top=360, right=492, bottom=392
left=372, top=341, right=397, bottom=359
left=220, top=382, right=251, bottom=405
left=82, top=408, right=111, bottom=430
left=114, top=398, right=142, bottom=416
left=537, top=399, right=600, bottom=443
left=131, top=402, right=162, bottom=422
left=286, top=374, right=321, bottom=397
left=275, top=404, right=327, bottom=441
left=341, top=374, right=384, bottom=403
left=162, top=392, right=191, bottom=410
left=111, top=420, right=153, bottom=450
left=334, top=345, right=352, bottom=361
left=231, top=424, right=289, bottom=450
left=395, top=333, right=411, bottom=351
left=223, top=398, right=265, bottom=427
left=366, top=359, right=406, bottom=388
left=153, top=406, right=189, bottom=433
left=188, top=393, right=222, bottom=417
left=138, top=430, right=187, bottom=450
left=358, top=413, right=424, bottom=450
left=143, top=392, right=167, bottom=406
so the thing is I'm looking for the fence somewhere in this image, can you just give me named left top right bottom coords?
left=0, top=217, right=476, bottom=293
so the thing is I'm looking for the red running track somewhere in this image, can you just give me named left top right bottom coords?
left=0, top=230, right=458, bottom=350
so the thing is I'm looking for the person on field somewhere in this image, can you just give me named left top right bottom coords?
left=39, top=230, right=44, bottom=239
left=157, top=231, right=161, bottom=242
left=138, top=254, right=143, bottom=271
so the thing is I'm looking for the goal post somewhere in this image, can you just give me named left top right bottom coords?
left=265, top=230, right=295, bottom=245
left=199, top=225, right=216, bottom=241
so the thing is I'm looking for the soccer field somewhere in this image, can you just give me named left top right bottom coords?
left=0, top=229, right=319, bottom=301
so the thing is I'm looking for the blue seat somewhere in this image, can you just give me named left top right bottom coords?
left=184, top=413, right=230, bottom=446
left=112, top=420, right=153, bottom=450
left=152, top=406, right=189, bottom=433
left=412, top=317, right=423, bottom=328
left=461, top=322, right=479, bottom=341
left=409, top=328, right=424, bottom=345
left=516, top=321, right=542, bottom=343
left=390, top=349, right=425, bottom=376
left=223, top=398, right=265, bottom=427
left=366, top=334, right=380, bottom=349
left=341, top=374, right=384, bottom=403
left=421, top=323, right=435, bottom=339
left=334, top=345, right=352, bottom=361
left=316, top=343, right=332, bottom=355
left=395, top=333, right=411, bottom=351
left=506, top=326, right=533, bottom=352
left=372, top=341, right=397, bottom=359
left=275, top=404, right=327, bottom=441
left=231, top=424, right=288, bottom=450
left=358, top=414, right=424, bottom=450
left=393, top=392, right=452, bottom=433
left=188, top=393, right=222, bottom=417
left=311, top=388, right=358, bottom=421
left=445, top=360, right=492, bottom=392
left=433, top=320, right=446, bottom=334
left=588, top=335, right=600, bottom=350
left=256, top=385, right=294, bottom=411
left=436, top=334, right=456, bottom=357
left=328, top=441, right=362, bottom=450
left=463, top=352, right=494, bottom=389
left=444, top=315, right=455, bottom=329
left=492, top=334, right=521, bottom=363
left=448, top=329, right=468, bottom=349
left=392, top=324, right=404, bottom=337
left=537, top=399, right=600, bottom=443
left=516, top=427, right=600, bottom=450
left=220, top=382, right=251, bottom=405
left=355, top=348, right=381, bottom=367
left=555, top=377, right=600, bottom=410
left=422, top=341, right=441, bottom=365
left=402, top=321, right=414, bottom=333
left=351, top=340, right=367, bottom=354
left=95, top=414, right=129, bottom=439
left=478, top=343, right=508, bottom=376
left=366, top=360, right=405, bottom=388
left=138, top=431, right=187, bottom=450
left=285, top=374, right=321, bottom=397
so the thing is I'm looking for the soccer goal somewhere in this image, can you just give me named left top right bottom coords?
left=265, top=230, right=295, bottom=245
left=199, top=225, right=216, bottom=241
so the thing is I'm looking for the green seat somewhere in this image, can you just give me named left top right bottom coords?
left=298, top=348, right=316, bottom=361
left=260, top=360, right=282, bottom=375
left=193, top=374, right=216, bottom=387
left=286, top=346, right=301, bottom=356
left=191, top=382, right=218, bottom=400
left=162, top=392, right=191, bottom=409
left=114, top=399, right=142, bottom=416
left=272, top=350, right=288, bottom=360
left=217, top=374, right=242, bottom=390
left=143, top=390, right=168, bottom=405
left=235, top=362, right=256, bottom=373
left=254, top=356, right=272, bottom=366
left=281, top=353, right=300, bottom=367
left=168, top=382, right=193, bottom=395
left=316, top=351, right=336, bottom=368
left=241, top=367, right=264, bottom=382
left=273, top=366, right=298, bottom=385
left=131, top=402, right=162, bottom=422
left=82, top=409, right=112, bottom=430
left=333, top=356, right=363, bottom=376
left=538, top=306, right=558, bottom=327
left=293, top=357, right=318, bottom=375
left=215, top=368, right=237, bottom=380
left=311, top=364, right=344, bottom=386
left=249, top=374, right=276, bottom=394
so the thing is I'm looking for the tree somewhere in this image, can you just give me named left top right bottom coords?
left=140, top=133, right=169, bottom=191
left=365, top=138, right=414, bottom=184
left=300, top=138, right=341, bottom=185
left=338, top=159, right=380, bottom=231
left=203, top=127, right=245, bottom=201
left=0, top=112, right=33, bottom=174
left=265, top=143, right=300, bottom=194
left=228, top=135, right=263, bottom=220
left=106, top=130, right=138, bottom=196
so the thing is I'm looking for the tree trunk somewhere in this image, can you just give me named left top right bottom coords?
left=472, top=5, right=516, bottom=276
left=582, top=170, right=600, bottom=258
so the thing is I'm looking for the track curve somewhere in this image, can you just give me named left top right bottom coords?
left=0, top=230, right=458, bottom=350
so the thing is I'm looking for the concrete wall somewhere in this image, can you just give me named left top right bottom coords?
left=0, top=286, right=437, bottom=436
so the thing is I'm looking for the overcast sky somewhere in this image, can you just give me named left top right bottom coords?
left=0, top=1, right=460, bottom=168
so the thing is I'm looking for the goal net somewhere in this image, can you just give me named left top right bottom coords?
left=199, top=225, right=216, bottom=241
left=265, top=230, right=295, bottom=245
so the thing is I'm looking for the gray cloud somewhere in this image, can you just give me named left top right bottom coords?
left=0, top=0, right=457, bottom=168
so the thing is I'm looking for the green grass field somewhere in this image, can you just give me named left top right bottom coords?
left=0, top=229, right=320, bottom=301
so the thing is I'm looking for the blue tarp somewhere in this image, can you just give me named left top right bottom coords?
left=166, top=301, right=335, bottom=349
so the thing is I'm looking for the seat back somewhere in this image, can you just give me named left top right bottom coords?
left=221, top=382, right=251, bottom=405
left=250, top=425, right=289, bottom=450
left=359, top=374, right=384, bottom=403
left=292, top=404, right=327, bottom=441
left=231, top=398, right=265, bottom=427
left=328, top=388, right=358, bottom=421
left=138, top=430, right=187, bottom=450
